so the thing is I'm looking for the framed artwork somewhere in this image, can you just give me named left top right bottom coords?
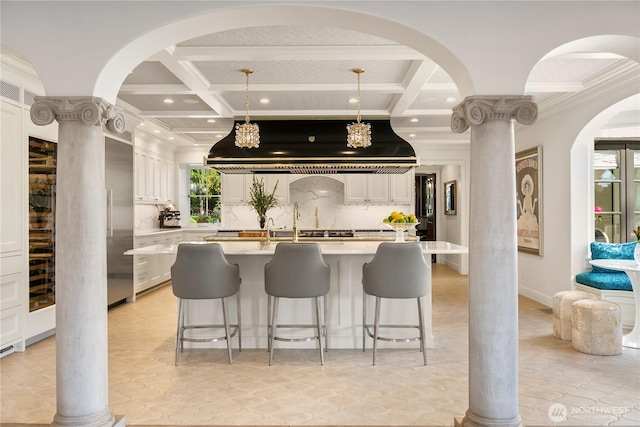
left=516, top=146, right=543, bottom=255
left=444, top=180, right=457, bottom=215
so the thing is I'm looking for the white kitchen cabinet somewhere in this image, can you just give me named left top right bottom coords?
left=133, top=237, right=152, bottom=292
left=221, top=174, right=247, bottom=203
left=1, top=264, right=23, bottom=353
left=134, top=148, right=175, bottom=204
left=221, top=174, right=289, bottom=204
left=1, top=101, right=25, bottom=354
left=160, top=233, right=180, bottom=282
left=134, top=232, right=181, bottom=293
left=344, top=174, right=389, bottom=204
left=390, top=170, right=414, bottom=204
left=134, top=150, right=149, bottom=201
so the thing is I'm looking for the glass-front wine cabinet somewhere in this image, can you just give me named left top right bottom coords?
left=28, top=136, right=56, bottom=311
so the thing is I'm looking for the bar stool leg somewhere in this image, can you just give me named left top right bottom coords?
left=362, top=292, right=367, bottom=352
left=267, top=295, right=272, bottom=352
left=221, top=298, right=232, bottom=365
left=315, top=297, right=325, bottom=365
left=373, top=296, right=381, bottom=366
left=175, top=298, right=185, bottom=366
left=269, top=297, right=279, bottom=366
left=417, top=296, right=427, bottom=366
left=323, top=294, right=328, bottom=352
left=237, top=292, right=242, bottom=352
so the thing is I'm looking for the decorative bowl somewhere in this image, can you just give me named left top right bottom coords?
left=382, top=222, right=419, bottom=242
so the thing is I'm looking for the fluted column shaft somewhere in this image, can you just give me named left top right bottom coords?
left=31, top=98, right=125, bottom=427
left=452, top=96, right=537, bottom=427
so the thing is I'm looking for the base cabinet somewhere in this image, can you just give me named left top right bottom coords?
left=134, top=231, right=183, bottom=293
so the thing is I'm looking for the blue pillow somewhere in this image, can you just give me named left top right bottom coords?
left=590, top=241, right=636, bottom=273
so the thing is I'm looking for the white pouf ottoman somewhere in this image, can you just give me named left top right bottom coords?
left=571, top=299, right=622, bottom=356
left=553, top=291, right=597, bottom=340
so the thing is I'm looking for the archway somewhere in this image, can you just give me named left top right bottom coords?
left=570, top=94, right=640, bottom=277
left=515, top=34, right=640, bottom=305
left=95, top=5, right=473, bottom=103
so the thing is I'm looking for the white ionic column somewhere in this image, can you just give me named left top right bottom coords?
left=31, top=97, right=126, bottom=427
left=451, top=96, right=537, bottom=427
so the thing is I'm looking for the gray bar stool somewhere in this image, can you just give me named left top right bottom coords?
left=362, top=242, right=430, bottom=365
left=171, top=243, right=241, bottom=365
left=264, top=243, right=330, bottom=365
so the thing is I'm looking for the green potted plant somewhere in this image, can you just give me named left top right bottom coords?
left=247, top=176, right=279, bottom=229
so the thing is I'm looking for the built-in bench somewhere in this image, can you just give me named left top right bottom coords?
left=573, top=241, right=636, bottom=328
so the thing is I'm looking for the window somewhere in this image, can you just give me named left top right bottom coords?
left=189, top=168, right=221, bottom=224
left=594, top=140, right=640, bottom=243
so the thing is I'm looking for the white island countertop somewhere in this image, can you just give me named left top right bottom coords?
left=125, top=240, right=468, bottom=256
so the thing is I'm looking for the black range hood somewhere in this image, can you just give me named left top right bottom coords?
left=205, top=119, right=419, bottom=174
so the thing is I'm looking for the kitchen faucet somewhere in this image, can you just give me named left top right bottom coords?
left=292, top=202, right=300, bottom=243
left=266, top=217, right=275, bottom=246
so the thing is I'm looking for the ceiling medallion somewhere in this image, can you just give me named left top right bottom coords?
left=346, top=68, right=372, bottom=149
left=235, top=68, right=260, bottom=149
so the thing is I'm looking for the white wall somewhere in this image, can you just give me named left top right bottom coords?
left=414, top=143, right=470, bottom=274
left=515, top=76, right=639, bottom=307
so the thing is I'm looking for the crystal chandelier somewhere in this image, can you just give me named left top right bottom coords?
left=346, top=68, right=372, bottom=149
left=235, top=68, right=260, bottom=148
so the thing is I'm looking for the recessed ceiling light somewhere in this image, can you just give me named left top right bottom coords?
left=259, top=98, right=270, bottom=104
left=168, top=137, right=174, bottom=140
left=446, top=96, right=457, bottom=103
left=163, top=98, right=174, bottom=104
left=409, top=134, right=416, bottom=137
left=217, top=135, right=223, bottom=138
left=207, top=119, right=216, bottom=123
left=153, top=130, right=161, bottom=134
left=410, top=118, right=419, bottom=123
left=139, top=122, right=145, bottom=126
left=182, top=99, right=199, bottom=104
left=348, top=98, right=358, bottom=104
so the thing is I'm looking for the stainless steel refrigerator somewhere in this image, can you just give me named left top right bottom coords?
left=105, top=137, right=134, bottom=306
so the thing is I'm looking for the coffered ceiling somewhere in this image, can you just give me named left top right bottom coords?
left=116, top=25, right=636, bottom=147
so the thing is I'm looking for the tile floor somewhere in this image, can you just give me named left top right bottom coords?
left=1, top=264, right=639, bottom=426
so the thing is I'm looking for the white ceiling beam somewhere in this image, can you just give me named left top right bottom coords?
left=171, top=45, right=425, bottom=61
left=390, top=60, right=439, bottom=116
left=155, top=49, right=234, bottom=116
left=119, top=84, right=193, bottom=95
left=402, top=109, right=454, bottom=116
left=210, top=83, right=405, bottom=93
left=171, top=128, right=230, bottom=133
left=139, top=111, right=226, bottom=118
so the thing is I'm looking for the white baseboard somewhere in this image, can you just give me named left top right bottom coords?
left=518, top=286, right=553, bottom=308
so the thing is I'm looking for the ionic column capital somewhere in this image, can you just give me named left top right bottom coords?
left=451, top=95, right=537, bottom=133
left=30, top=96, right=126, bottom=133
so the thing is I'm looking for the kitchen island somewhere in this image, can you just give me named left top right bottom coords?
left=125, top=240, right=467, bottom=349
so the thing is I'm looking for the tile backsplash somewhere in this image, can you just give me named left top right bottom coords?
left=222, top=176, right=412, bottom=230
left=135, top=176, right=413, bottom=232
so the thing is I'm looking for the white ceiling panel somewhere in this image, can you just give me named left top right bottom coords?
left=114, top=25, right=636, bottom=146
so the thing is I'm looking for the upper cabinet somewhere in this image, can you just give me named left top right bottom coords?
left=221, top=174, right=289, bottom=204
left=345, top=171, right=414, bottom=205
left=390, top=170, right=414, bottom=204
left=344, top=175, right=388, bottom=203
left=134, top=147, right=175, bottom=204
